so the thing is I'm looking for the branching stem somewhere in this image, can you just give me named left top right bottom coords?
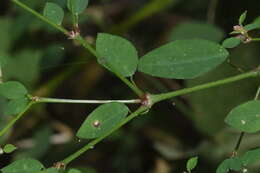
left=12, top=0, right=143, bottom=97
left=33, top=97, right=141, bottom=104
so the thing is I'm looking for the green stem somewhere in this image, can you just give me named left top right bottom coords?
left=254, top=85, right=260, bottom=100
left=0, top=102, right=34, bottom=137
left=34, top=97, right=141, bottom=104
left=151, top=71, right=259, bottom=103
left=251, top=38, right=260, bottom=42
left=12, top=0, right=69, bottom=36
left=72, top=14, right=79, bottom=28
left=62, top=106, right=148, bottom=164
left=74, top=35, right=98, bottom=58
left=112, top=71, right=144, bottom=97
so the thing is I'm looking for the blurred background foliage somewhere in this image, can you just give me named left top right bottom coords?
left=1, top=0, right=260, bottom=172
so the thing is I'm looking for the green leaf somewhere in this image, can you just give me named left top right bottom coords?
left=225, top=100, right=260, bottom=133
left=0, top=81, right=27, bottom=99
left=68, top=168, right=82, bottom=173
left=186, top=156, right=198, bottom=172
left=138, top=39, right=229, bottom=79
left=216, top=157, right=243, bottom=173
left=76, top=103, right=129, bottom=139
left=244, top=23, right=260, bottom=31
left=3, top=144, right=17, bottom=154
left=67, top=0, right=89, bottom=15
left=4, top=97, right=29, bottom=115
left=1, top=158, right=44, bottom=173
left=43, top=2, right=64, bottom=25
left=222, top=37, right=241, bottom=49
left=239, top=11, right=247, bottom=26
left=169, top=21, right=224, bottom=42
left=241, top=148, right=260, bottom=166
left=96, top=33, right=139, bottom=77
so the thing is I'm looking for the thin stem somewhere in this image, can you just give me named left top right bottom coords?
left=151, top=71, right=259, bottom=103
left=0, top=67, right=3, bottom=84
left=12, top=0, right=69, bottom=36
left=251, top=38, right=260, bottom=42
left=0, top=102, right=34, bottom=137
left=72, top=14, right=79, bottom=28
left=62, top=106, right=148, bottom=164
left=233, top=132, right=245, bottom=155
left=74, top=35, right=98, bottom=58
left=34, top=97, right=141, bottom=104
left=112, top=71, right=144, bottom=97
left=254, top=85, right=260, bottom=100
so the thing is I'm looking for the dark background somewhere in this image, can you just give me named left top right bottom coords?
left=1, top=0, right=260, bottom=172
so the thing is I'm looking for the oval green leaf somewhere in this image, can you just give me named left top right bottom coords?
left=4, top=97, right=29, bottom=115
left=96, top=33, right=139, bottom=77
left=239, top=11, right=247, bottom=26
left=225, top=100, right=260, bottom=133
left=1, top=158, right=44, bottom=173
left=186, top=156, right=198, bottom=172
left=76, top=102, right=129, bottom=139
left=3, top=144, right=17, bottom=154
left=43, top=2, right=64, bottom=25
left=67, top=0, right=89, bottom=15
left=222, top=37, right=241, bottom=49
left=0, top=81, right=27, bottom=99
left=138, top=39, right=229, bottom=79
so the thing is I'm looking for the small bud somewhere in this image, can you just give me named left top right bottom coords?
left=233, top=25, right=243, bottom=31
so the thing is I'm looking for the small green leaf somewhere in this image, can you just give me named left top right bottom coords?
left=0, top=81, right=27, bottom=99
left=4, top=97, right=29, bottom=115
left=225, top=100, right=260, bottom=133
left=138, top=39, right=229, bottom=79
left=216, top=157, right=243, bottom=173
left=222, top=37, right=241, bottom=49
left=67, top=0, right=89, bottom=15
left=43, top=2, right=64, bottom=25
left=68, top=168, right=82, bottom=173
left=239, top=11, right=247, bottom=26
left=244, top=23, right=260, bottom=31
left=3, top=144, right=17, bottom=154
left=1, top=158, right=44, bottom=173
left=241, top=148, right=260, bottom=166
left=76, top=103, right=129, bottom=139
left=96, top=33, right=139, bottom=77
left=186, top=156, right=198, bottom=172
